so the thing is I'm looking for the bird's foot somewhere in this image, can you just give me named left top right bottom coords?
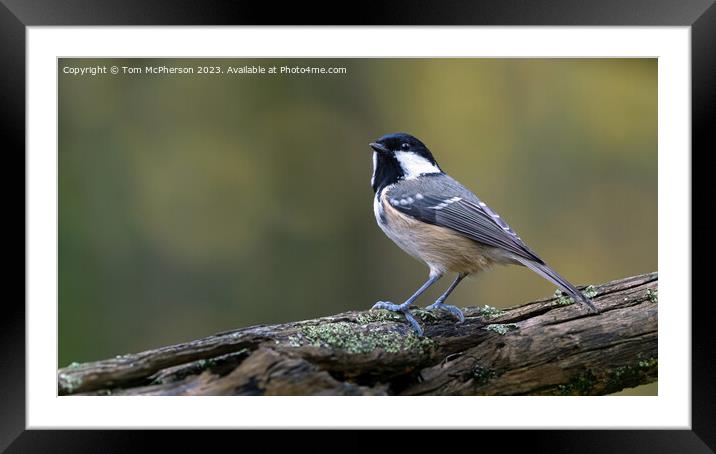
left=371, top=301, right=424, bottom=336
left=425, top=301, right=465, bottom=323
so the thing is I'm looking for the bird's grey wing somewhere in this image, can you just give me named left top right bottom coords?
left=387, top=182, right=544, bottom=264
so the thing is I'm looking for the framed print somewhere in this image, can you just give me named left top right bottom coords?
left=4, top=0, right=711, bottom=450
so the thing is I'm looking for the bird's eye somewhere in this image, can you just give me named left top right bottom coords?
left=401, top=143, right=410, bottom=150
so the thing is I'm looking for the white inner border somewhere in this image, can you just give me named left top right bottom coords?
left=27, top=27, right=690, bottom=429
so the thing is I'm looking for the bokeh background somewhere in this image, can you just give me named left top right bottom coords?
left=59, top=58, right=657, bottom=394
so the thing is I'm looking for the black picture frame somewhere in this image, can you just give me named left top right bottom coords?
left=3, top=0, right=709, bottom=451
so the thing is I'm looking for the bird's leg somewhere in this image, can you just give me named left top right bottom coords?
left=425, top=273, right=467, bottom=323
left=371, top=273, right=442, bottom=336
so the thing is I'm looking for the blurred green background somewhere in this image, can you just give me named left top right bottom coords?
left=59, top=58, right=657, bottom=394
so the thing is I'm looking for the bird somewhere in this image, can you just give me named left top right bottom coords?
left=369, top=132, right=598, bottom=336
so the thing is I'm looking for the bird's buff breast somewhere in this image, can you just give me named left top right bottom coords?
left=375, top=190, right=496, bottom=275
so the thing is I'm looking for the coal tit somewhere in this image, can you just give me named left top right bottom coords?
left=370, top=132, right=597, bottom=335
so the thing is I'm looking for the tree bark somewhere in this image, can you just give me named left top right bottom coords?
left=58, top=272, right=657, bottom=396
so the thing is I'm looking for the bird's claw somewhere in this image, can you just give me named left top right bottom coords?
left=425, top=301, right=465, bottom=323
left=371, top=301, right=424, bottom=336
left=371, top=301, right=401, bottom=311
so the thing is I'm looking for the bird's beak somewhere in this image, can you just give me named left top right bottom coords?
left=370, top=142, right=390, bottom=154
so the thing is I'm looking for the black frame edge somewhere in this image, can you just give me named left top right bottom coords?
left=0, top=1, right=26, bottom=452
left=0, top=0, right=713, bottom=25
left=691, top=0, right=716, bottom=450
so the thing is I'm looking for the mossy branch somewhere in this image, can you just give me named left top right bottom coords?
left=58, top=272, right=657, bottom=396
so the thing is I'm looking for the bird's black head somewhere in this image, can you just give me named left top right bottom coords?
left=369, top=133, right=442, bottom=193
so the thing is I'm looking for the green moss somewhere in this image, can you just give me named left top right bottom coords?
left=287, top=322, right=436, bottom=354
left=606, top=357, right=658, bottom=392
left=610, top=365, right=636, bottom=385
left=646, top=289, right=658, bottom=304
left=558, top=371, right=597, bottom=395
left=484, top=323, right=519, bottom=335
left=471, top=364, right=497, bottom=386
left=479, top=305, right=505, bottom=319
left=553, top=285, right=598, bottom=306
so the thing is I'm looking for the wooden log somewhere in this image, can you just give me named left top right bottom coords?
left=58, top=272, right=658, bottom=396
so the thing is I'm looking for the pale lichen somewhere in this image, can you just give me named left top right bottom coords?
left=484, top=323, right=519, bottom=335
left=287, top=322, right=436, bottom=354
left=356, top=310, right=404, bottom=325
left=412, top=308, right=439, bottom=322
left=646, top=289, right=658, bottom=304
left=58, top=372, right=83, bottom=394
left=553, top=285, right=598, bottom=306
left=471, top=364, right=497, bottom=386
left=479, top=305, right=505, bottom=319
left=553, top=289, right=573, bottom=306
left=357, top=308, right=441, bottom=326
left=584, top=285, right=599, bottom=299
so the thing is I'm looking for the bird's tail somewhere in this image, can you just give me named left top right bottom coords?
left=516, top=258, right=599, bottom=313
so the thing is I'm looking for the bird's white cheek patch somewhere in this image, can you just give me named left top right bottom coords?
left=394, top=151, right=440, bottom=179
